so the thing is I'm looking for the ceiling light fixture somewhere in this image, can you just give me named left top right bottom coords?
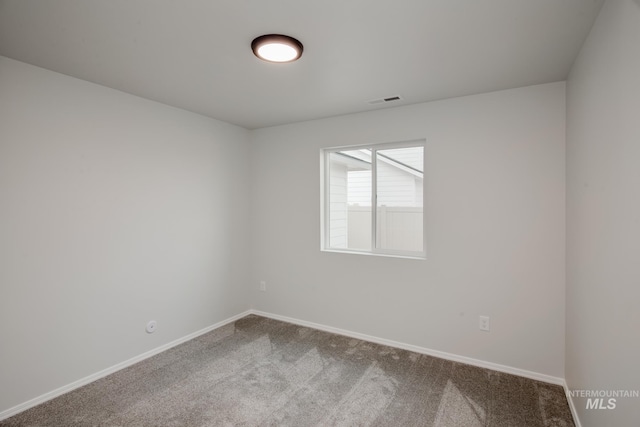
left=251, top=34, right=303, bottom=63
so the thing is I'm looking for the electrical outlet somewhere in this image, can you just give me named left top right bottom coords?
left=259, top=281, right=267, bottom=292
left=146, top=320, right=157, bottom=334
left=479, top=316, right=490, bottom=332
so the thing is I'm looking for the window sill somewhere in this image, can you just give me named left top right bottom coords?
left=321, top=248, right=426, bottom=260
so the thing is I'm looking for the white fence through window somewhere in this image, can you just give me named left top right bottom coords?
left=348, top=205, right=423, bottom=252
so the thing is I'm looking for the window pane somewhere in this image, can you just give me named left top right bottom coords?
left=328, top=149, right=371, bottom=250
left=375, top=146, right=423, bottom=252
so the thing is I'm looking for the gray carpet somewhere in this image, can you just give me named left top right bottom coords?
left=1, top=315, right=575, bottom=426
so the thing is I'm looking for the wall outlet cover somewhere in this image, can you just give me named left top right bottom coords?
left=146, top=320, right=157, bottom=334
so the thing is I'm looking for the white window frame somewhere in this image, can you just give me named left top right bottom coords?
left=321, top=139, right=426, bottom=259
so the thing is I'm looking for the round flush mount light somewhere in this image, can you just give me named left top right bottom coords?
left=251, top=34, right=303, bottom=63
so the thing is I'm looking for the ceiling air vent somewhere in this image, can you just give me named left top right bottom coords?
left=367, top=95, right=403, bottom=105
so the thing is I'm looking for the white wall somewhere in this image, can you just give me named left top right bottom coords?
left=0, top=56, right=251, bottom=414
left=566, top=1, right=640, bottom=425
left=250, top=82, right=566, bottom=378
left=0, top=51, right=579, bottom=418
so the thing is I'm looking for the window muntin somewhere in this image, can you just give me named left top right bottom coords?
left=323, top=141, right=425, bottom=258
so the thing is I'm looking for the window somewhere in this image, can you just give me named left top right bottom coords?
left=322, top=140, right=425, bottom=258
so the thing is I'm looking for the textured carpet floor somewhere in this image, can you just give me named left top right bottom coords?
left=1, top=315, right=575, bottom=426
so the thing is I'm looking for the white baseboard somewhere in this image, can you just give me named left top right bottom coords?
left=1, top=308, right=571, bottom=423
left=563, top=379, right=583, bottom=427
left=0, top=310, right=252, bottom=422
left=250, top=309, right=565, bottom=386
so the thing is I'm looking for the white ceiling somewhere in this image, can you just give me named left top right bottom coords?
left=0, top=0, right=604, bottom=129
